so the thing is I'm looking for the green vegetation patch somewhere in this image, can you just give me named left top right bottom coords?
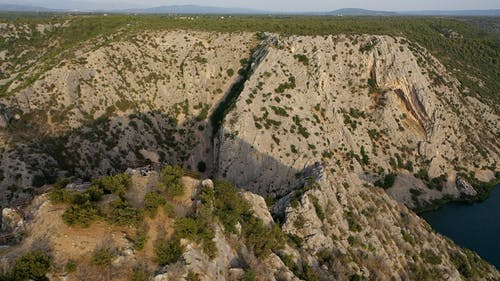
left=144, top=191, right=167, bottom=218
left=0, top=251, right=52, bottom=281
left=158, top=165, right=185, bottom=198
left=293, top=54, right=309, bottom=65
left=49, top=173, right=142, bottom=227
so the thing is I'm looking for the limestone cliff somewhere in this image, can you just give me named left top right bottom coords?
left=216, top=34, right=499, bottom=209
left=0, top=23, right=499, bottom=281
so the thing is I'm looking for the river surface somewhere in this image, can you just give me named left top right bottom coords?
left=420, top=185, right=500, bottom=269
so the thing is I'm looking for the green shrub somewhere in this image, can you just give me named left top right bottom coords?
left=159, top=165, right=185, bottom=198
left=243, top=270, right=256, bottom=281
left=103, top=198, right=142, bottom=226
left=53, top=178, right=71, bottom=189
left=375, top=173, right=396, bottom=189
left=163, top=203, right=175, bottom=218
left=129, top=265, right=149, bottom=281
left=301, top=264, right=321, bottom=281
left=360, top=146, right=369, bottom=165
left=428, top=175, right=447, bottom=191
left=85, top=185, right=104, bottom=201
left=345, top=211, right=362, bottom=232
left=317, top=248, right=334, bottom=265
left=65, top=260, right=77, bottom=273
left=401, top=229, right=416, bottom=245
left=350, top=274, right=362, bottom=281
left=212, top=181, right=251, bottom=233
left=131, top=226, right=148, bottom=251
left=186, top=271, right=200, bottom=281
left=451, top=252, right=473, bottom=278
left=270, top=106, right=289, bottom=117
left=309, top=195, right=325, bottom=221
left=274, top=76, right=296, bottom=93
left=174, top=217, right=217, bottom=259
left=279, top=254, right=299, bottom=273
left=144, top=192, right=166, bottom=218
left=415, top=168, right=429, bottom=181
left=7, top=251, right=52, bottom=281
left=293, top=54, right=309, bottom=65
left=91, top=245, right=115, bottom=267
left=241, top=216, right=285, bottom=258
left=154, top=237, right=183, bottom=266
left=421, top=249, right=442, bottom=265
left=226, top=68, right=235, bottom=77
left=48, top=188, right=75, bottom=204
left=70, top=192, right=91, bottom=205
left=195, top=103, right=209, bottom=121
left=62, top=202, right=101, bottom=227
left=92, top=173, right=131, bottom=197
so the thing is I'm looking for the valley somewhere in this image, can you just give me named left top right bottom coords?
left=0, top=14, right=498, bottom=281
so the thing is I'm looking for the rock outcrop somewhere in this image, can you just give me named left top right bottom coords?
left=216, top=34, right=499, bottom=207
left=456, top=175, right=478, bottom=197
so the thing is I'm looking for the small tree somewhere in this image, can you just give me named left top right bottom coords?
left=91, top=245, right=115, bottom=267
left=9, top=251, right=52, bottom=281
left=93, top=173, right=131, bottom=197
left=154, top=237, right=183, bottom=266
left=103, top=198, right=142, bottom=226
left=159, top=165, right=185, bottom=198
left=144, top=192, right=166, bottom=218
left=62, top=202, right=101, bottom=227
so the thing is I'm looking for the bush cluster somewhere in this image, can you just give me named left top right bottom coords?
left=158, top=165, right=185, bottom=198
left=91, top=245, right=116, bottom=267
left=154, top=235, right=184, bottom=266
left=143, top=191, right=167, bottom=218
left=375, top=173, right=396, bottom=189
left=50, top=173, right=141, bottom=227
left=1, top=251, right=52, bottom=281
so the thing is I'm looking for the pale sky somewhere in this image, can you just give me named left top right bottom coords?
left=5, top=0, right=500, bottom=11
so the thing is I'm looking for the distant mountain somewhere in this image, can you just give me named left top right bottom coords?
left=327, top=8, right=397, bottom=16
left=122, top=5, right=267, bottom=15
left=0, top=4, right=499, bottom=17
left=401, top=10, right=500, bottom=16
left=0, top=4, right=53, bottom=12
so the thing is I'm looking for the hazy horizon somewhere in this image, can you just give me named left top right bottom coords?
left=2, top=0, right=500, bottom=12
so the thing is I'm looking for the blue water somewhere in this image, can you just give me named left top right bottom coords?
left=420, top=185, right=500, bottom=269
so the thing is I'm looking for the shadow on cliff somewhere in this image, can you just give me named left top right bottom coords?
left=1, top=111, right=305, bottom=208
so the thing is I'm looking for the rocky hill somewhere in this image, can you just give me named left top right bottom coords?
left=1, top=24, right=497, bottom=210
left=0, top=170, right=498, bottom=280
left=0, top=15, right=499, bottom=280
left=216, top=33, right=499, bottom=209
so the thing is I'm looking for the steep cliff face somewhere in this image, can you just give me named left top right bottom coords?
left=1, top=30, right=497, bottom=210
left=276, top=171, right=499, bottom=280
left=0, top=31, right=257, bottom=208
left=216, top=34, right=499, bottom=208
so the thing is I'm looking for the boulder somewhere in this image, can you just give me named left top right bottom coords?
left=201, top=179, right=214, bottom=190
left=1, top=208, right=24, bottom=233
left=455, top=176, right=477, bottom=197
left=241, top=192, right=274, bottom=226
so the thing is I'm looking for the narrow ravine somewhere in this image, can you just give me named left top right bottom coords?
left=209, top=34, right=276, bottom=175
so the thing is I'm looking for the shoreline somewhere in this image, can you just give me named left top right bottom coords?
left=416, top=175, right=500, bottom=214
